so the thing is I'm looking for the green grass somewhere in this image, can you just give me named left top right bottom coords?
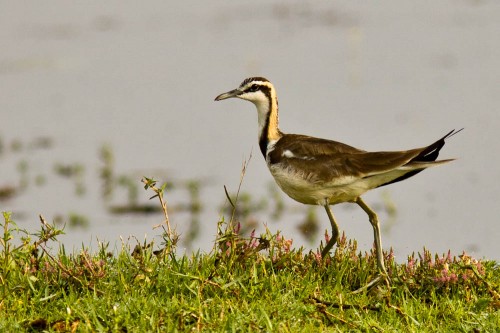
left=1, top=210, right=499, bottom=333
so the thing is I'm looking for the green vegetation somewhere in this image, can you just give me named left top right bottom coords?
left=1, top=177, right=499, bottom=332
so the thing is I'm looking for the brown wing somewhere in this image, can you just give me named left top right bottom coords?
left=268, top=130, right=460, bottom=186
left=335, top=149, right=424, bottom=177
left=269, top=134, right=365, bottom=159
left=272, top=149, right=422, bottom=185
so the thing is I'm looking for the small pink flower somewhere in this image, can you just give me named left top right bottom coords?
left=324, top=231, right=330, bottom=243
left=446, top=250, right=452, bottom=262
left=313, top=250, right=322, bottom=263
left=387, top=248, right=395, bottom=261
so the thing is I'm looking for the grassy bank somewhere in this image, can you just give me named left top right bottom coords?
left=1, top=179, right=499, bottom=332
left=1, top=213, right=499, bottom=332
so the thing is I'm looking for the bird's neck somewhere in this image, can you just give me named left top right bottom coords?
left=256, top=92, right=282, bottom=157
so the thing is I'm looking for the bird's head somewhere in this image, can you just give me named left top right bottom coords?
left=214, top=77, right=274, bottom=108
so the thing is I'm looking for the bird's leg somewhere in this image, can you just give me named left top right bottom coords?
left=355, top=197, right=387, bottom=275
left=321, top=203, right=340, bottom=258
left=351, top=197, right=390, bottom=293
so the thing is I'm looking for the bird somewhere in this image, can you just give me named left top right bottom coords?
left=214, top=76, right=461, bottom=288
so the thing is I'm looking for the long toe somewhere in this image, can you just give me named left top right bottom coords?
left=351, top=273, right=390, bottom=294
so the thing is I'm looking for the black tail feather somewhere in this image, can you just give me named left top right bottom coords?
left=378, top=128, right=462, bottom=188
left=413, top=128, right=462, bottom=163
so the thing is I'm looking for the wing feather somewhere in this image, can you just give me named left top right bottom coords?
left=268, top=130, right=459, bottom=187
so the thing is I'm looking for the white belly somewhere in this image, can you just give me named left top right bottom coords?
left=269, top=165, right=370, bottom=205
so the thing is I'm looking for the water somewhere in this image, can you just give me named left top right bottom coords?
left=1, top=1, right=499, bottom=260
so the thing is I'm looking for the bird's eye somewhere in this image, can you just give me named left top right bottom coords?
left=249, top=84, right=259, bottom=92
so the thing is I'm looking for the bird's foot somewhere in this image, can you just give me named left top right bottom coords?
left=351, top=272, right=391, bottom=294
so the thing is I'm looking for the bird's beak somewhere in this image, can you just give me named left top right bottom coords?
left=214, top=88, right=242, bottom=101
